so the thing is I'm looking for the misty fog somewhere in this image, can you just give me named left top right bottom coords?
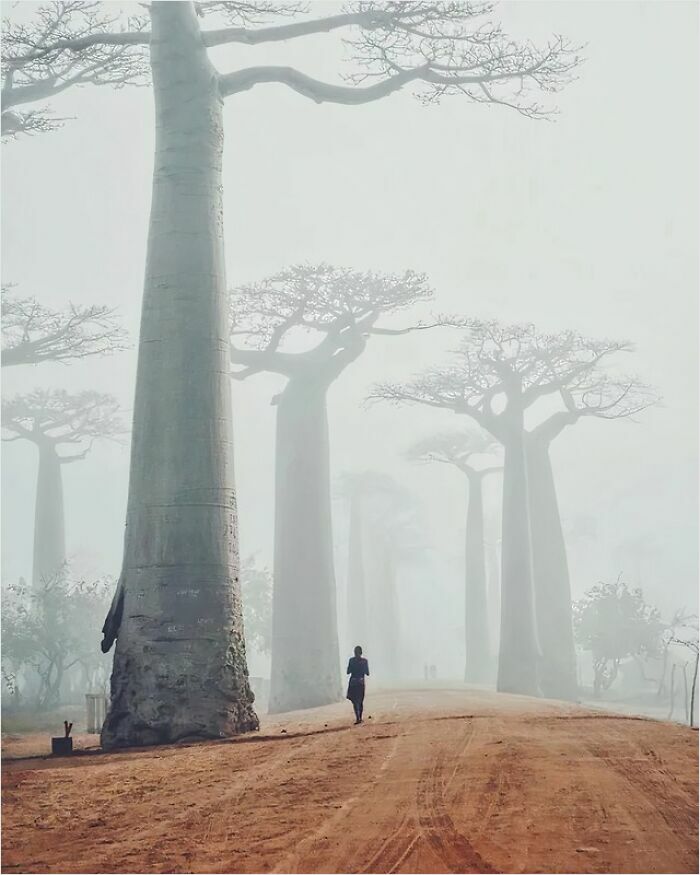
left=1, top=0, right=698, bottom=719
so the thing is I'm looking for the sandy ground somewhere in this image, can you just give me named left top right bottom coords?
left=1, top=688, right=697, bottom=874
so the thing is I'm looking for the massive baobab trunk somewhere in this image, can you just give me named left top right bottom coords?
left=268, top=375, right=341, bottom=713
left=527, top=438, right=578, bottom=701
left=498, top=429, right=540, bottom=696
left=346, top=493, right=367, bottom=650
left=464, top=474, right=490, bottom=685
left=32, top=442, right=66, bottom=589
left=102, top=2, right=257, bottom=748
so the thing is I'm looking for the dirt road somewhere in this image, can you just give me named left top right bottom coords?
left=2, top=688, right=697, bottom=873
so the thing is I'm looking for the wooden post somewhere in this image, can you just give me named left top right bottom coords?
left=667, top=663, right=676, bottom=721
left=690, top=651, right=699, bottom=729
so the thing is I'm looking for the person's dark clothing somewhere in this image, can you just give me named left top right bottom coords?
left=346, top=656, right=369, bottom=722
left=347, top=656, right=369, bottom=680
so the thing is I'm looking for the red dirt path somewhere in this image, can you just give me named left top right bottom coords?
left=2, top=688, right=697, bottom=873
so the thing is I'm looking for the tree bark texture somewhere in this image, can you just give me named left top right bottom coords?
left=102, top=2, right=258, bottom=749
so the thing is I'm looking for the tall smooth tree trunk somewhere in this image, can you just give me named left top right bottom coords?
left=102, top=2, right=257, bottom=749
left=370, top=534, right=400, bottom=683
left=497, top=428, right=540, bottom=696
left=464, top=474, right=490, bottom=685
left=268, top=375, right=341, bottom=713
left=486, top=534, right=501, bottom=664
left=346, top=493, right=367, bottom=650
left=527, top=438, right=578, bottom=701
left=32, top=442, right=66, bottom=588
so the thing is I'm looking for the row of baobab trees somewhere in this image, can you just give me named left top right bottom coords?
left=2, top=265, right=657, bottom=716
left=2, top=0, right=639, bottom=748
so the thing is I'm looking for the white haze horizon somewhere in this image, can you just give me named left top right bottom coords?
left=2, top=0, right=698, bottom=678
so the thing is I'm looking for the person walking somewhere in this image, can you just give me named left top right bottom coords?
left=346, top=645, right=369, bottom=724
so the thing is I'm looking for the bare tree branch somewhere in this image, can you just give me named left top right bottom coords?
left=204, top=10, right=381, bottom=47
left=219, top=62, right=427, bottom=102
left=559, top=374, right=660, bottom=422
left=2, top=1, right=149, bottom=137
left=3, top=0, right=581, bottom=136
left=1, top=286, right=129, bottom=367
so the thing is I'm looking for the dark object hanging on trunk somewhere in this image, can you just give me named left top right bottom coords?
left=51, top=720, right=73, bottom=756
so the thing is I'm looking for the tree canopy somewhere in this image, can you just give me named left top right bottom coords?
left=2, top=1, right=582, bottom=137
left=573, top=580, right=663, bottom=696
left=2, top=389, right=123, bottom=457
left=1, top=287, right=128, bottom=367
left=373, top=319, right=658, bottom=442
left=230, top=263, right=435, bottom=381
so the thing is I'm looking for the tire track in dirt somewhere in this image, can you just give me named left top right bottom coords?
left=416, top=727, right=496, bottom=875
left=359, top=812, right=419, bottom=875
left=585, top=738, right=698, bottom=843
left=269, top=729, right=405, bottom=874
left=362, top=719, right=491, bottom=875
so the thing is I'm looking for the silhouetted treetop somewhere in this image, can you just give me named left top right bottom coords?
left=230, top=263, right=437, bottom=380
left=372, top=319, right=658, bottom=438
left=231, top=263, right=433, bottom=345
left=2, top=389, right=122, bottom=456
left=407, top=428, right=500, bottom=474
left=1, top=287, right=128, bottom=367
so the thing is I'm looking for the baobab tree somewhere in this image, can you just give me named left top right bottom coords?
left=1, top=287, right=127, bottom=367
left=363, top=479, right=428, bottom=683
left=407, top=429, right=500, bottom=685
left=4, top=1, right=580, bottom=743
left=335, top=471, right=383, bottom=657
left=335, top=469, right=423, bottom=680
left=230, top=264, right=433, bottom=711
left=1, top=389, right=122, bottom=589
left=526, top=371, right=657, bottom=698
left=374, top=320, right=656, bottom=699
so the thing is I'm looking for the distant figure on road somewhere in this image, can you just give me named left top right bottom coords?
left=347, top=645, right=369, bottom=725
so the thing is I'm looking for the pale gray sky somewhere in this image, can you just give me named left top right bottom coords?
left=2, top=1, right=698, bottom=644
